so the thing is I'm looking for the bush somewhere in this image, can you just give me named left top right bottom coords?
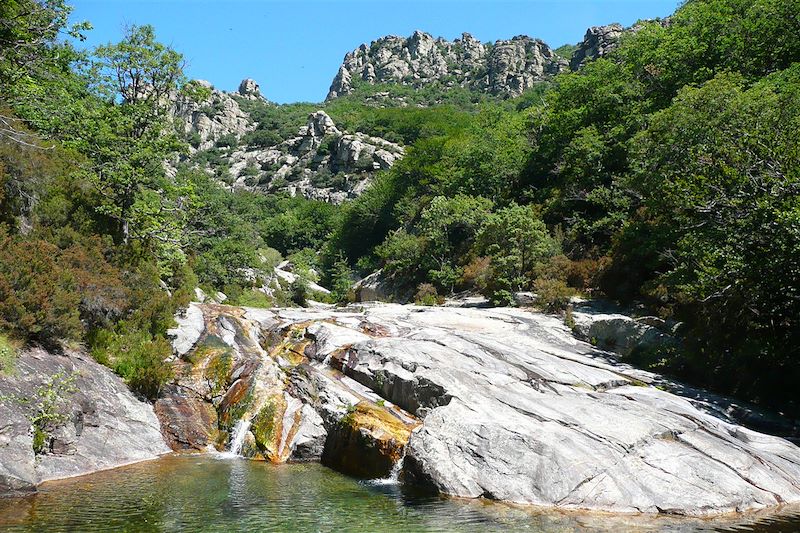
left=0, top=334, right=16, bottom=374
left=0, top=230, right=82, bottom=347
left=533, top=278, right=574, bottom=313
left=327, top=256, right=354, bottom=303
left=233, top=289, right=274, bottom=309
left=187, top=131, right=201, bottom=148
left=460, top=256, right=492, bottom=292
left=92, top=328, right=173, bottom=400
left=290, top=278, right=308, bottom=307
left=414, top=283, right=440, bottom=306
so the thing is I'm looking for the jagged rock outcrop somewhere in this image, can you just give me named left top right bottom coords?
left=327, top=30, right=567, bottom=100
left=227, top=111, right=404, bottom=203
left=0, top=348, right=170, bottom=494
left=569, top=24, right=625, bottom=70
left=173, top=80, right=254, bottom=151
left=238, top=78, right=265, bottom=101
left=568, top=19, right=671, bottom=70
left=165, top=302, right=800, bottom=516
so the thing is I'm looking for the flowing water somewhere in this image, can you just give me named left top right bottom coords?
left=0, top=455, right=799, bottom=533
left=227, top=418, right=252, bottom=457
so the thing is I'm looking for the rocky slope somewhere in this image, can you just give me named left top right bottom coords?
left=327, top=30, right=567, bottom=99
left=173, top=79, right=255, bottom=151
left=327, top=21, right=674, bottom=100
left=226, top=110, right=404, bottom=203
left=0, top=348, right=170, bottom=493
left=163, top=301, right=800, bottom=516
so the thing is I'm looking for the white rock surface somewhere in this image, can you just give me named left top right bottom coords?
left=327, top=30, right=567, bottom=99
left=0, top=348, right=170, bottom=493
left=166, top=302, right=800, bottom=516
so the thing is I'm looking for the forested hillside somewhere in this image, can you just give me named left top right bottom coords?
left=1, top=0, right=798, bottom=418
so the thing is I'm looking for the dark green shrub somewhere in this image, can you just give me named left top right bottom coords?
left=92, top=328, right=173, bottom=400
left=0, top=229, right=82, bottom=347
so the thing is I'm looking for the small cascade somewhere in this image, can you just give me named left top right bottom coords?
left=228, top=418, right=252, bottom=456
left=368, top=448, right=406, bottom=487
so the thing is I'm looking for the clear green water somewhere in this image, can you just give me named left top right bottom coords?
left=0, top=455, right=799, bottom=532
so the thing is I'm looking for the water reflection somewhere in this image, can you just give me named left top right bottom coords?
left=0, top=455, right=798, bottom=532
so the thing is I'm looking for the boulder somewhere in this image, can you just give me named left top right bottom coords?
left=238, top=78, right=265, bottom=101
left=570, top=303, right=677, bottom=356
left=0, top=348, right=170, bottom=494
left=321, top=401, right=413, bottom=478
left=353, top=270, right=393, bottom=302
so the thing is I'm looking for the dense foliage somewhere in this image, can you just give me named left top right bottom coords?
left=1, top=0, right=798, bottom=417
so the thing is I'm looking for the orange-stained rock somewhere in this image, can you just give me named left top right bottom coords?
left=321, top=401, right=417, bottom=479
left=155, top=385, right=218, bottom=451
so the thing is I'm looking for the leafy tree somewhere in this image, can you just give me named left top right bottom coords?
left=474, top=204, right=560, bottom=302
left=622, top=68, right=800, bottom=409
left=78, top=24, right=189, bottom=268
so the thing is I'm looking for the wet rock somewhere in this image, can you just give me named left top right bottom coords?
left=154, top=385, right=218, bottom=451
left=322, top=401, right=413, bottom=478
left=167, top=302, right=800, bottom=515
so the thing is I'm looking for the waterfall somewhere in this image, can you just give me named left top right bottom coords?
left=228, top=418, right=252, bottom=456
left=368, top=448, right=406, bottom=486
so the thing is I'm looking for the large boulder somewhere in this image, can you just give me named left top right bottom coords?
left=0, top=348, right=170, bottom=494
left=570, top=304, right=678, bottom=356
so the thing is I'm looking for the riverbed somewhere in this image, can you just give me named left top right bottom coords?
left=0, top=455, right=799, bottom=532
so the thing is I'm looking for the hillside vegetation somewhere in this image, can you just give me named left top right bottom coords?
left=0, top=0, right=798, bottom=416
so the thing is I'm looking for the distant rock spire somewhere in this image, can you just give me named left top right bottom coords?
left=238, top=78, right=266, bottom=101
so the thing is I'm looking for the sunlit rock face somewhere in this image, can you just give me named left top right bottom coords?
left=173, top=80, right=254, bottom=151
left=327, top=30, right=567, bottom=100
left=226, top=111, right=405, bottom=204
left=0, top=348, right=170, bottom=494
left=166, top=302, right=800, bottom=516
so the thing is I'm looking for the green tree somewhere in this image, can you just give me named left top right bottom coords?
left=79, top=25, right=189, bottom=269
left=474, top=204, right=560, bottom=302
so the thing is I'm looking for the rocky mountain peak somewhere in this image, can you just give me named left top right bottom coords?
left=569, top=23, right=625, bottom=70
left=238, top=78, right=265, bottom=101
left=326, top=30, right=567, bottom=100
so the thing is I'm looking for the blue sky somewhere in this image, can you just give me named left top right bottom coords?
left=69, top=1, right=679, bottom=103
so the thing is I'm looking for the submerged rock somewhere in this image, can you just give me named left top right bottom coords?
left=0, top=348, right=170, bottom=494
left=165, top=302, right=800, bottom=516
